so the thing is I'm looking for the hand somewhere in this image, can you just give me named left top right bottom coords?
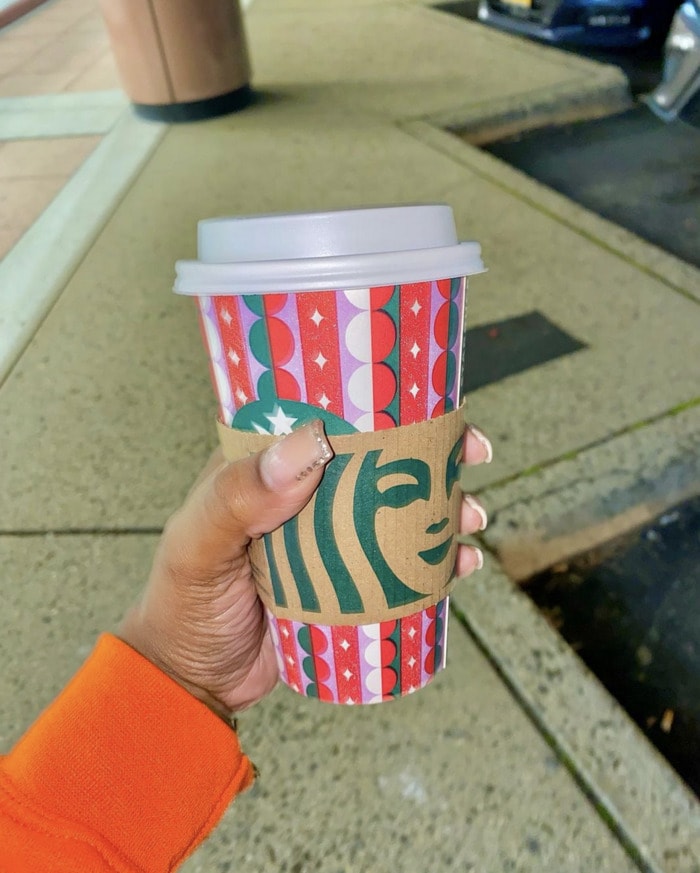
left=456, top=423, right=492, bottom=577
left=118, top=421, right=492, bottom=718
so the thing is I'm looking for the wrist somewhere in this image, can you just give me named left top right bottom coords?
left=117, top=610, right=233, bottom=724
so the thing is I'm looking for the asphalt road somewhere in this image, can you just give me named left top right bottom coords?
left=527, top=496, right=700, bottom=797
left=486, top=107, right=700, bottom=268
left=439, top=3, right=700, bottom=270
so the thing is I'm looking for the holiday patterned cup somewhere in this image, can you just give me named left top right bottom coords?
left=197, top=279, right=467, bottom=704
left=198, top=280, right=466, bottom=430
left=175, top=206, right=484, bottom=704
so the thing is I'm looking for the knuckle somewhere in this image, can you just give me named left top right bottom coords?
left=209, top=469, right=254, bottom=535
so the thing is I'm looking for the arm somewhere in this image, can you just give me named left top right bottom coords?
left=0, top=422, right=332, bottom=873
left=0, top=635, right=253, bottom=873
left=0, top=421, right=490, bottom=871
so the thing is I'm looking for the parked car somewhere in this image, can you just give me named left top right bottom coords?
left=477, top=0, right=679, bottom=48
left=645, top=0, right=700, bottom=125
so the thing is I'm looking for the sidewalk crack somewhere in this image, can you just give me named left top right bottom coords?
left=0, top=527, right=163, bottom=537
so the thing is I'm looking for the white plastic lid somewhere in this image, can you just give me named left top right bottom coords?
left=174, top=205, right=484, bottom=295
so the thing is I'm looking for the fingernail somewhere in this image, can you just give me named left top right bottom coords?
left=463, top=494, right=488, bottom=530
left=468, top=424, right=493, bottom=464
left=260, top=420, right=333, bottom=490
left=472, top=547, right=484, bottom=570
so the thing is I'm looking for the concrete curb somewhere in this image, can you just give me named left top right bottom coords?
left=478, top=403, right=700, bottom=581
left=404, top=118, right=700, bottom=869
left=456, top=403, right=700, bottom=873
left=402, top=119, right=700, bottom=302
left=425, top=70, right=632, bottom=144
left=0, top=110, right=165, bottom=387
left=451, top=560, right=700, bottom=873
left=424, top=8, right=633, bottom=140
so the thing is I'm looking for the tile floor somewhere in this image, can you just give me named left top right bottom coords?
left=0, top=0, right=119, bottom=258
left=0, top=135, right=100, bottom=254
left=0, top=0, right=117, bottom=94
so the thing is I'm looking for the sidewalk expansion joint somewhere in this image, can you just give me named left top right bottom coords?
left=0, top=527, right=163, bottom=537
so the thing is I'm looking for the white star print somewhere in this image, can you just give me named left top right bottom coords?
left=235, top=388, right=248, bottom=404
left=409, top=383, right=419, bottom=398
left=345, top=697, right=355, bottom=705
left=221, top=308, right=233, bottom=325
left=407, top=627, right=416, bottom=639
left=286, top=654, right=295, bottom=666
left=318, top=392, right=331, bottom=410
left=310, top=308, right=324, bottom=327
left=410, top=341, right=420, bottom=359
left=407, top=656, right=417, bottom=668
left=410, top=299, right=421, bottom=316
left=281, top=626, right=290, bottom=638
left=228, top=348, right=240, bottom=366
left=265, top=405, right=298, bottom=435
left=339, top=639, right=350, bottom=651
left=314, top=352, right=328, bottom=369
left=407, top=685, right=417, bottom=694
left=342, top=669, right=353, bottom=680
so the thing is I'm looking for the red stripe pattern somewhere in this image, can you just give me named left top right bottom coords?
left=399, top=282, right=431, bottom=424
left=276, top=618, right=303, bottom=694
left=400, top=610, right=423, bottom=694
left=331, top=626, right=362, bottom=704
left=296, top=291, right=345, bottom=417
left=215, top=297, right=255, bottom=408
left=266, top=604, right=448, bottom=705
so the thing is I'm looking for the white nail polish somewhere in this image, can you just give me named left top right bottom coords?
left=473, top=547, right=484, bottom=570
left=468, top=425, right=493, bottom=464
left=463, top=494, right=488, bottom=530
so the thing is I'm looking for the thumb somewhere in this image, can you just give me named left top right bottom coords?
left=162, top=420, right=334, bottom=582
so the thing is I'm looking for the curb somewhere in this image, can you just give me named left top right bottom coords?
left=451, top=558, right=700, bottom=873
left=406, top=116, right=700, bottom=869
left=479, top=402, right=700, bottom=581
left=430, top=75, right=633, bottom=144
left=402, top=120, right=700, bottom=303
left=422, top=10, right=634, bottom=142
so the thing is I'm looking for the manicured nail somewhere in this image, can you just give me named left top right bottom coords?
left=468, top=424, right=493, bottom=463
left=472, top=546, right=484, bottom=570
left=463, top=494, right=488, bottom=530
left=260, top=420, right=333, bottom=490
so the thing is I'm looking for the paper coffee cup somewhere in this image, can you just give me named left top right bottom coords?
left=175, top=205, right=484, bottom=704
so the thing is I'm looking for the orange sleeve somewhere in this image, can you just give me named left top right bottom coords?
left=0, top=634, right=255, bottom=873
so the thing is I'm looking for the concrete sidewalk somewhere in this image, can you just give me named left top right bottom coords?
left=1, top=0, right=699, bottom=871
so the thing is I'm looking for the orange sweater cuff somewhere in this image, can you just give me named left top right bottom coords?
left=0, top=634, right=254, bottom=872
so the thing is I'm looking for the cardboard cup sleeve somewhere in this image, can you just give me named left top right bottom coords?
left=218, top=405, right=466, bottom=704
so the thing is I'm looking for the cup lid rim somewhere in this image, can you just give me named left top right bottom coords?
left=174, top=241, right=485, bottom=295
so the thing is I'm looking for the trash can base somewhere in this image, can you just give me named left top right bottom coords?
left=133, top=84, right=253, bottom=123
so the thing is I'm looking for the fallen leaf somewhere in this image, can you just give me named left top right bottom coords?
left=660, top=709, right=674, bottom=734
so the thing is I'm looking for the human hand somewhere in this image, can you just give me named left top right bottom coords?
left=456, top=423, right=492, bottom=577
left=118, top=421, right=492, bottom=719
